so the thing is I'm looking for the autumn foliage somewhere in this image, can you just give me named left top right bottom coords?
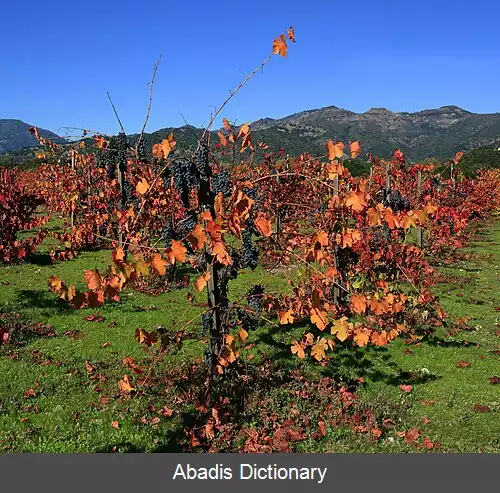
left=2, top=28, right=500, bottom=425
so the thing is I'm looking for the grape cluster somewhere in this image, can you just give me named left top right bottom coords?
left=376, top=187, right=411, bottom=212
left=97, top=132, right=129, bottom=179
left=171, top=159, right=199, bottom=208
left=243, top=185, right=260, bottom=202
left=247, top=284, right=264, bottom=313
left=122, top=179, right=134, bottom=208
left=136, top=137, right=146, bottom=161
left=237, top=308, right=258, bottom=332
left=212, top=168, right=232, bottom=197
left=162, top=212, right=197, bottom=247
left=201, top=312, right=212, bottom=335
left=203, top=348, right=217, bottom=373
left=195, top=140, right=211, bottom=181
left=241, top=230, right=259, bottom=269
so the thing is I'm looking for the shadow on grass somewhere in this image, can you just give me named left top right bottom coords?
left=15, top=289, right=73, bottom=315
left=422, top=334, right=475, bottom=348
left=25, top=253, right=53, bottom=266
left=254, top=324, right=442, bottom=389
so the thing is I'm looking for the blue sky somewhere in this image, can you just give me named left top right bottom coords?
left=1, top=0, right=499, bottom=136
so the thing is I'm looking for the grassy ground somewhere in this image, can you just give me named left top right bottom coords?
left=0, top=219, right=498, bottom=452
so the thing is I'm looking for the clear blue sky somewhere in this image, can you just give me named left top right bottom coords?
left=1, top=0, right=499, bottom=136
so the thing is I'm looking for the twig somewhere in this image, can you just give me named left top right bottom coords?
left=135, top=54, right=162, bottom=158
left=106, top=92, right=125, bottom=134
left=58, top=126, right=112, bottom=138
left=202, top=53, right=274, bottom=138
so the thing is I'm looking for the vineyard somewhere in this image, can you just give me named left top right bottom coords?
left=1, top=31, right=499, bottom=453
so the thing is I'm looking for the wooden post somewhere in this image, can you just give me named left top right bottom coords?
left=416, top=169, right=424, bottom=248
left=385, top=163, right=391, bottom=189
left=116, top=156, right=124, bottom=249
left=369, top=165, right=373, bottom=188
left=275, top=174, right=282, bottom=242
left=450, top=162, right=456, bottom=191
left=333, top=174, right=340, bottom=305
left=70, top=150, right=75, bottom=227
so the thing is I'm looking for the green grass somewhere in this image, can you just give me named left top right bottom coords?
left=0, top=220, right=498, bottom=452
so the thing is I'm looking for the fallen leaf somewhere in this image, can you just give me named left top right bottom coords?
left=399, top=384, right=412, bottom=393
left=473, top=403, right=490, bottom=413
left=422, top=436, right=434, bottom=449
left=112, top=421, right=119, bottom=429
left=118, top=374, right=133, bottom=394
left=420, top=400, right=436, bottom=407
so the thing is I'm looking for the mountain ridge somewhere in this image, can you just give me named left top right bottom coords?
left=3, top=104, right=500, bottom=160
left=0, top=119, right=68, bottom=154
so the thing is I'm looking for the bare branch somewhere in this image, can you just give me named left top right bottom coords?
left=202, top=53, right=274, bottom=138
left=135, top=54, right=163, bottom=158
left=106, top=92, right=125, bottom=134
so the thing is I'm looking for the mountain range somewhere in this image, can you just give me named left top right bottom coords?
left=0, top=119, right=68, bottom=154
left=3, top=105, right=500, bottom=161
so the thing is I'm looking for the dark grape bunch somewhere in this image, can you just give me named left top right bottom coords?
left=376, top=187, right=411, bottom=212
left=212, top=168, right=232, bottom=197
left=237, top=308, right=258, bottom=332
left=241, top=229, right=259, bottom=269
left=171, top=159, right=199, bottom=208
left=122, top=179, right=137, bottom=208
left=195, top=140, right=211, bottom=181
left=97, top=132, right=129, bottom=179
left=201, top=312, right=213, bottom=335
left=247, top=284, right=264, bottom=314
left=243, top=185, right=260, bottom=202
left=162, top=212, right=197, bottom=247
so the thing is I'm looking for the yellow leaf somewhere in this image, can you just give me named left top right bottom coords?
left=291, top=341, right=305, bottom=359
left=136, top=178, right=149, bottom=195
left=118, top=374, right=133, bottom=394
left=311, top=338, right=328, bottom=361
left=331, top=317, right=351, bottom=342
left=152, top=134, right=176, bottom=160
left=238, top=328, right=249, bottom=343
left=310, top=306, right=328, bottom=331
left=350, top=141, right=361, bottom=159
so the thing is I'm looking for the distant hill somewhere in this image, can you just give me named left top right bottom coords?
left=131, top=105, right=500, bottom=161
left=249, top=105, right=500, bottom=161
left=4, top=105, right=500, bottom=161
left=0, top=119, right=68, bottom=154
